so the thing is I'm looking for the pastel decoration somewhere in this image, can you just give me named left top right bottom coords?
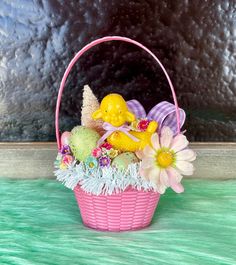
left=127, top=100, right=186, bottom=135
left=59, top=162, right=67, bottom=170
left=112, top=152, right=139, bottom=170
left=107, top=148, right=119, bottom=159
left=85, top=156, right=98, bottom=169
left=69, top=126, right=100, bottom=162
left=53, top=36, right=197, bottom=232
left=61, top=131, right=71, bottom=146
left=81, top=85, right=104, bottom=135
left=92, top=147, right=102, bottom=158
left=139, top=126, right=196, bottom=194
left=93, top=93, right=158, bottom=152
left=99, top=121, right=158, bottom=152
left=60, top=145, right=71, bottom=155
left=92, top=93, right=135, bottom=127
left=97, top=122, right=140, bottom=146
left=99, top=156, right=111, bottom=168
left=62, top=155, right=74, bottom=165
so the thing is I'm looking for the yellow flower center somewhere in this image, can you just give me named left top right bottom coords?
left=156, top=150, right=174, bottom=168
left=89, top=162, right=95, bottom=168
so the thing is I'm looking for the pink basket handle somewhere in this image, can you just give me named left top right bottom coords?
left=55, top=36, right=181, bottom=150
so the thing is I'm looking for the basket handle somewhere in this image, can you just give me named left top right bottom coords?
left=55, top=36, right=181, bottom=150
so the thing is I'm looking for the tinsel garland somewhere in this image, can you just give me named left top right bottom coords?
left=54, top=162, right=157, bottom=195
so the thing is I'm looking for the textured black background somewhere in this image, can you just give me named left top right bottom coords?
left=0, top=0, right=235, bottom=142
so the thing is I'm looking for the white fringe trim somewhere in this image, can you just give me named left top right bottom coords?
left=54, top=162, right=158, bottom=195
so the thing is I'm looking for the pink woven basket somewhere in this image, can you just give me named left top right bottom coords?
left=55, top=36, right=181, bottom=232
left=74, top=186, right=160, bottom=231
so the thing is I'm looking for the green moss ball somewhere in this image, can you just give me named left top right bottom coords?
left=112, top=152, right=139, bottom=170
left=69, top=126, right=100, bottom=161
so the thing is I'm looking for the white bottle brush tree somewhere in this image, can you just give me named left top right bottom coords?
left=81, top=85, right=104, bottom=135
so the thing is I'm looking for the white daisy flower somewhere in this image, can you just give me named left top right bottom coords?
left=138, top=126, right=196, bottom=194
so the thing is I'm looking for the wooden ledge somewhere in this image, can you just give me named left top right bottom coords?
left=0, top=142, right=235, bottom=179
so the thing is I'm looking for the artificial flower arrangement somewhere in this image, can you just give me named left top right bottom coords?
left=55, top=85, right=196, bottom=194
left=54, top=36, right=196, bottom=231
left=54, top=85, right=196, bottom=230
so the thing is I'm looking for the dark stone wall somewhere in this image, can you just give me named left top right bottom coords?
left=0, top=0, right=235, bottom=142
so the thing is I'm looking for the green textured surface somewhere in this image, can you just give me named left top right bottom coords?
left=0, top=179, right=235, bottom=265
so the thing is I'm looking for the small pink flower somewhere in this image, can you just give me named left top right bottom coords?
left=92, top=147, right=102, bottom=158
left=62, top=155, right=74, bottom=165
left=137, top=119, right=150, bottom=131
left=100, top=142, right=113, bottom=150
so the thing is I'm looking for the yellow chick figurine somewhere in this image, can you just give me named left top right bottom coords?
left=92, top=94, right=135, bottom=127
left=92, top=93, right=158, bottom=152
